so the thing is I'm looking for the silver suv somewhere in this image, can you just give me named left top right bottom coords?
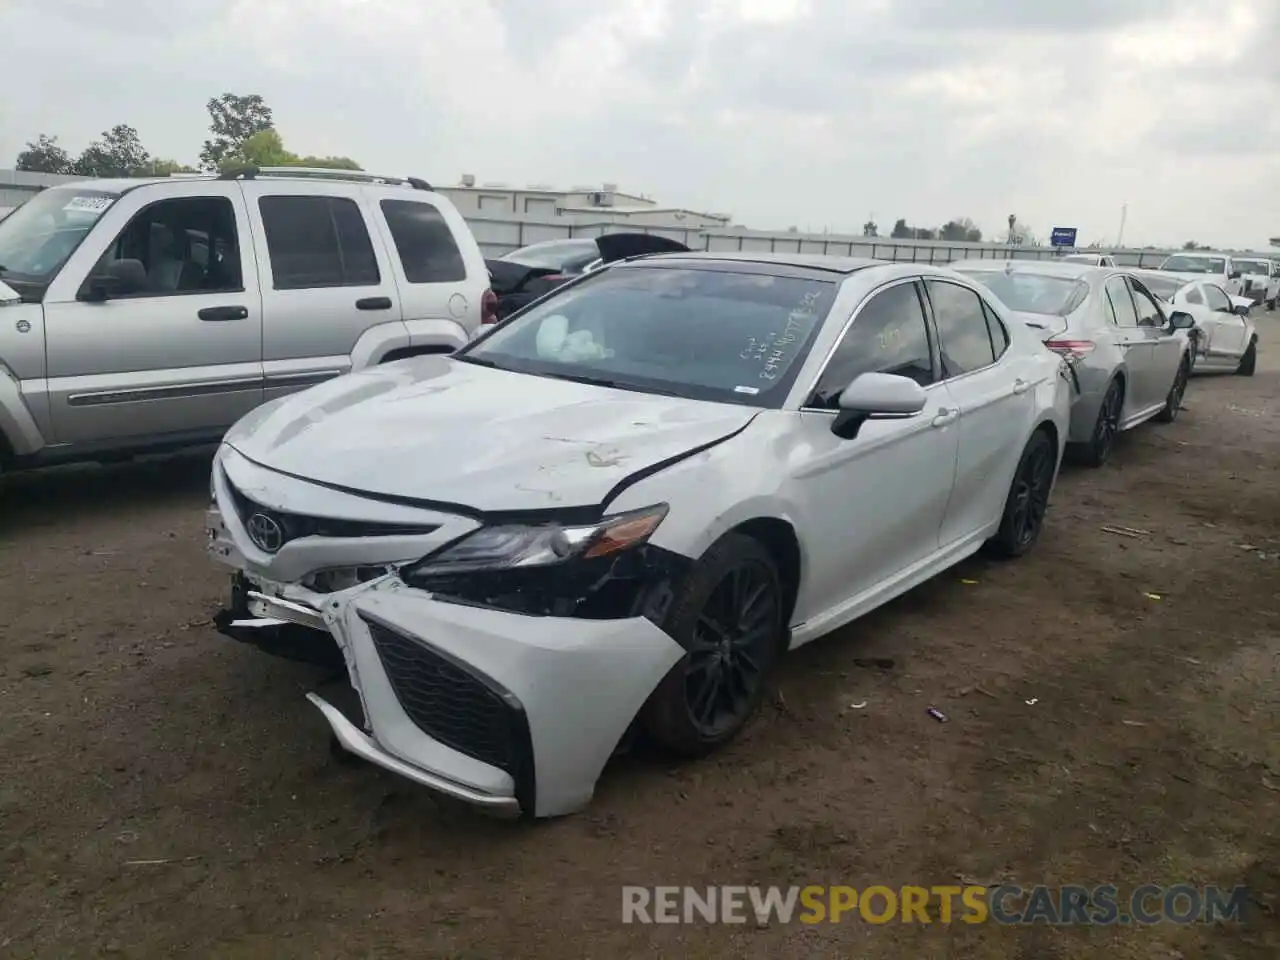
left=0, top=167, right=494, bottom=477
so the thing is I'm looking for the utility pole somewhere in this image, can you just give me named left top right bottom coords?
left=1116, top=202, right=1128, bottom=248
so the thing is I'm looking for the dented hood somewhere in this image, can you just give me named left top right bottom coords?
left=224, top=356, right=757, bottom=513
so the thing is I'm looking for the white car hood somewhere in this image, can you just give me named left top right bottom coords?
left=1161, top=270, right=1223, bottom=284
left=224, top=356, right=758, bottom=513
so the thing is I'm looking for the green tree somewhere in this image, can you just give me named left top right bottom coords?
left=199, top=93, right=275, bottom=172
left=71, top=124, right=151, bottom=177
left=220, top=129, right=361, bottom=172
left=890, top=218, right=911, bottom=239
left=939, top=217, right=983, bottom=243
left=15, top=134, right=72, bottom=174
left=862, top=220, right=879, bottom=237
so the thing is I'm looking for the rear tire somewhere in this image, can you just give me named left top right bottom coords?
left=1266, top=298, right=1276, bottom=312
left=1070, top=377, right=1123, bottom=468
left=1154, top=357, right=1190, bottom=423
left=1236, top=339, right=1257, bottom=377
left=986, top=430, right=1056, bottom=559
left=639, top=533, right=787, bottom=758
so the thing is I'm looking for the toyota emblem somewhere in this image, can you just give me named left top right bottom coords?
left=246, top=512, right=285, bottom=553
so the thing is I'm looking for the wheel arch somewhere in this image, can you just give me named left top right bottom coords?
left=724, top=517, right=802, bottom=629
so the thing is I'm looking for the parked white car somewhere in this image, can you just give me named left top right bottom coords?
left=1155, top=252, right=1246, bottom=297
left=1230, top=256, right=1278, bottom=310
left=1062, top=253, right=1117, bottom=267
left=208, top=253, right=1071, bottom=818
left=1128, top=270, right=1258, bottom=375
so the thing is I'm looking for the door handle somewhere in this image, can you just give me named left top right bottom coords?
left=198, top=306, right=248, bottom=322
left=356, top=297, right=393, bottom=311
left=1012, top=378, right=1031, bottom=395
left=931, top=408, right=958, bottom=428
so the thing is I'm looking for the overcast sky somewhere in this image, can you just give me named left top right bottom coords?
left=3, top=0, right=1277, bottom=248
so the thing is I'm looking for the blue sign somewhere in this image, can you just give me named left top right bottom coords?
left=1050, top=227, right=1078, bottom=247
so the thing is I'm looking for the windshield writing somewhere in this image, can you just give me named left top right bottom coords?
left=461, top=266, right=837, bottom=407
left=0, top=187, right=117, bottom=282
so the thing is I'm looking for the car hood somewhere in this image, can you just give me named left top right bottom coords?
left=223, top=356, right=758, bottom=514
left=1161, top=270, right=1222, bottom=284
left=595, top=232, right=691, bottom=263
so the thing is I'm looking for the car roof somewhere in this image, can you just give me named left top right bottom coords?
left=948, top=258, right=1104, bottom=280
left=636, top=251, right=882, bottom=275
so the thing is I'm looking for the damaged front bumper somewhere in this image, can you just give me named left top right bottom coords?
left=216, top=576, right=685, bottom=819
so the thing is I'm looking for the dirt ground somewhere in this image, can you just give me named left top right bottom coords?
left=1, top=342, right=1278, bottom=960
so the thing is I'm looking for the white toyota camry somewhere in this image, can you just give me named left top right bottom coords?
left=207, top=252, right=1071, bottom=818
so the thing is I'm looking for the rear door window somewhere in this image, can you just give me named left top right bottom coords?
left=1105, top=277, right=1140, bottom=327
left=379, top=199, right=467, bottom=283
left=925, top=279, right=997, bottom=376
left=258, top=195, right=380, bottom=290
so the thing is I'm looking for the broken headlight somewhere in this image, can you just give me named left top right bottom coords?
left=401, top=504, right=686, bottom=619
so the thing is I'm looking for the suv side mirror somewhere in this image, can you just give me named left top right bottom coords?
left=1232, top=302, right=1251, bottom=317
left=82, top=259, right=147, bottom=301
left=1167, top=310, right=1196, bottom=330
left=1229, top=269, right=1242, bottom=280
left=831, top=372, right=927, bottom=440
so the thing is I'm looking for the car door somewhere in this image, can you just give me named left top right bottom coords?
left=373, top=195, right=484, bottom=342
left=41, top=181, right=263, bottom=446
left=1128, top=279, right=1183, bottom=397
left=1200, top=283, right=1248, bottom=358
left=788, top=279, right=960, bottom=622
left=923, top=279, right=1036, bottom=547
left=242, top=182, right=402, bottom=401
left=1102, top=275, right=1156, bottom=412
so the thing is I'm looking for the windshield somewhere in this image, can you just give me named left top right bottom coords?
left=499, top=239, right=599, bottom=272
left=954, top=270, right=1088, bottom=316
left=1234, top=259, right=1271, bottom=275
left=1137, top=275, right=1185, bottom=301
left=457, top=264, right=838, bottom=407
left=0, top=187, right=117, bottom=283
left=1159, top=255, right=1225, bottom=274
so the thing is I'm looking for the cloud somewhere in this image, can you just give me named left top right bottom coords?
left=1, top=0, right=1276, bottom=248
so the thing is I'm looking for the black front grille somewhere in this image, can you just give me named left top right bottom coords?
left=225, top=479, right=438, bottom=546
left=365, top=618, right=524, bottom=776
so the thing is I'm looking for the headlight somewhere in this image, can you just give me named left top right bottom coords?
left=400, top=504, right=684, bottom=619
left=406, top=504, right=669, bottom=577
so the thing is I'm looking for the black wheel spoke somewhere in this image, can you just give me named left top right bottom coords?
left=681, top=560, right=781, bottom=738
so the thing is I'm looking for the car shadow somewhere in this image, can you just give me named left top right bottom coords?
left=0, top=448, right=214, bottom=535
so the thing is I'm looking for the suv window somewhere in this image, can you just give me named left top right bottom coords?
left=1203, top=284, right=1232, bottom=312
left=1130, top=282, right=1164, bottom=326
left=926, top=279, right=997, bottom=376
left=258, top=196, right=380, bottom=290
left=1105, top=277, right=1139, bottom=327
left=379, top=200, right=466, bottom=283
left=90, top=195, right=242, bottom=297
left=807, top=281, right=935, bottom=407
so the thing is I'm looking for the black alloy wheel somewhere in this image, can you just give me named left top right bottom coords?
left=1074, top=379, right=1123, bottom=468
left=986, top=429, right=1056, bottom=558
left=1155, top=359, right=1189, bottom=423
left=682, top=562, right=780, bottom=739
left=640, top=533, right=786, bottom=756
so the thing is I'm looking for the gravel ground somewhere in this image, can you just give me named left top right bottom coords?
left=1, top=341, right=1278, bottom=959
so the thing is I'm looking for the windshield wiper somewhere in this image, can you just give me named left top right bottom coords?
left=452, top=354, right=499, bottom=369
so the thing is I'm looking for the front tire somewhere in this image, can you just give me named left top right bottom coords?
left=1236, top=339, right=1257, bottom=376
left=1071, top=377, right=1123, bottom=468
left=986, top=429, right=1056, bottom=558
left=640, top=534, right=786, bottom=757
left=1154, top=357, right=1190, bottom=423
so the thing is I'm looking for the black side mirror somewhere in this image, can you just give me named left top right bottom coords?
left=1167, top=310, right=1196, bottom=330
left=82, top=258, right=147, bottom=301
left=1232, top=302, right=1250, bottom=317
left=1229, top=270, right=1242, bottom=280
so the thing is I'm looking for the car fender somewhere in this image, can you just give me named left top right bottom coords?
left=348, top=318, right=469, bottom=370
left=0, top=362, right=47, bottom=456
left=606, top=419, right=809, bottom=578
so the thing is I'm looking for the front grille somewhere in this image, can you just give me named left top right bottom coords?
left=224, top=477, right=438, bottom=547
left=365, top=618, right=522, bottom=775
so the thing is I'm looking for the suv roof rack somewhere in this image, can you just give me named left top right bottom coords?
left=217, top=166, right=433, bottom=191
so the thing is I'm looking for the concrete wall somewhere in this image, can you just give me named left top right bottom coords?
left=4, top=167, right=1266, bottom=268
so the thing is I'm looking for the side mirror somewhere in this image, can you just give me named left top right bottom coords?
left=1167, top=310, right=1196, bottom=330
left=831, top=372, right=927, bottom=440
left=82, top=258, right=146, bottom=301
left=1232, top=302, right=1251, bottom=317
left=1229, top=270, right=1242, bottom=280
